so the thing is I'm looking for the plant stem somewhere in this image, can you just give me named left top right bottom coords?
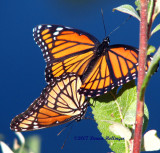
left=133, top=0, right=148, bottom=153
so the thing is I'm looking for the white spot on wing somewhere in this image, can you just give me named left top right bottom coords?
left=33, top=126, right=39, bottom=129
left=38, top=25, right=42, bottom=29
left=33, top=27, right=37, bottom=32
left=56, top=27, right=63, bottom=31
left=126, top=76, right=129, bottom=80
left=53, top=31, right=59, bottom=35
left=47, top=25, right=52, bottom=28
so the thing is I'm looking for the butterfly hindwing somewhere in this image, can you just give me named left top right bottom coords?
left=79, top=45, right=152, bottom=97
left=33, top=25, right=100, bottom=83
left=10, top=73, right=88, bottom=132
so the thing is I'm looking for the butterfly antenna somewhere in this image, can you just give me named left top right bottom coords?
left=101, top=8, right=107, bottom=38
left=107, top=15, right=131, bottom=37
left=61, top=124, right=74, bottom=149
left=57, top=121, right=74, bottom=136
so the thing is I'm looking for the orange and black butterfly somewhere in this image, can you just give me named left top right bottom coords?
left=10, top=73, right=87, bottom=131
left=33, top=24, right=152, bottom=97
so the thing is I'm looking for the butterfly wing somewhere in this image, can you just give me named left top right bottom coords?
left=33, top=25, right=100, bottom=83
left=79, top=45, right=152, bottom=97
left=10, top=73, right=87, bottom=132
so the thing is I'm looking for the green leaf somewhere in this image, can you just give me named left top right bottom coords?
left=90, top=81, right=132, bottom=152
left=148, top=0, right=154, bottom=24
left=0, top=141, right=13, bottom=153
left=153, top=0, right=160, bottom=20
left=123, top=99, right=149, bottom=133
left=151, top=24, right=160, bottom=37
left=147, top=45, right=156, bottom=55
left=135, top=0, right=140, bottom=12
left=142, top=130, right=160, bottom=151
left=113, top=4, right=140, bottom=21
left=140, top=47, right=160, bottom=100
left=91, top=81, right=149, bottom=152
left=147, top=1, right=155, bottom=24
left=26, top=135, right=41, bottom=153
left=148, top=1, right=160, bottom=27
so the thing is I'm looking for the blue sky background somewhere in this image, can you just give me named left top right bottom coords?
left=1, top=0, right=160, bottom=153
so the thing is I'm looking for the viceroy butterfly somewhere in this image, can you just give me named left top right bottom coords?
left=33, top=24, right=152, bottom=97
left=10, top=73, right=87, bottom=131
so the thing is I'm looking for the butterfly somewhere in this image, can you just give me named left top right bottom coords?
left=33, top=24, right=152, bottom=97
left=10, top=73, right=88, bottom=131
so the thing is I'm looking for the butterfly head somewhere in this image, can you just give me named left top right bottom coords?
left=97, top=37, right=110, bottom=56
left=101, top=36, right=110, bottom=49
left=103, top=36, right=110, bottom=45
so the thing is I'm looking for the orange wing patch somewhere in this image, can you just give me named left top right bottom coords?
left=109, top=47, right=137, bottom=63
left=41, top=29, right=50, bottom=35
left=119, top=57, right=128, bottom=76
left=109, top=52, right=122, bottom=78
left=43, top=34, right=51, bottom=40
left=38, top=106, right=71, bottom=126
left=59, top=31, right=95, bottom=45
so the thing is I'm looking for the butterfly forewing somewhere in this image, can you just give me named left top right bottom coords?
left=10, top=73, right=88, bottom=132
left=33, top=25, right=100, bottom=83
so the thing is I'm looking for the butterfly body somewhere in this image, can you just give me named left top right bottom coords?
left=96, top=37, right=110, bottom=56
left=33, top=24, right=152, bottom=98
